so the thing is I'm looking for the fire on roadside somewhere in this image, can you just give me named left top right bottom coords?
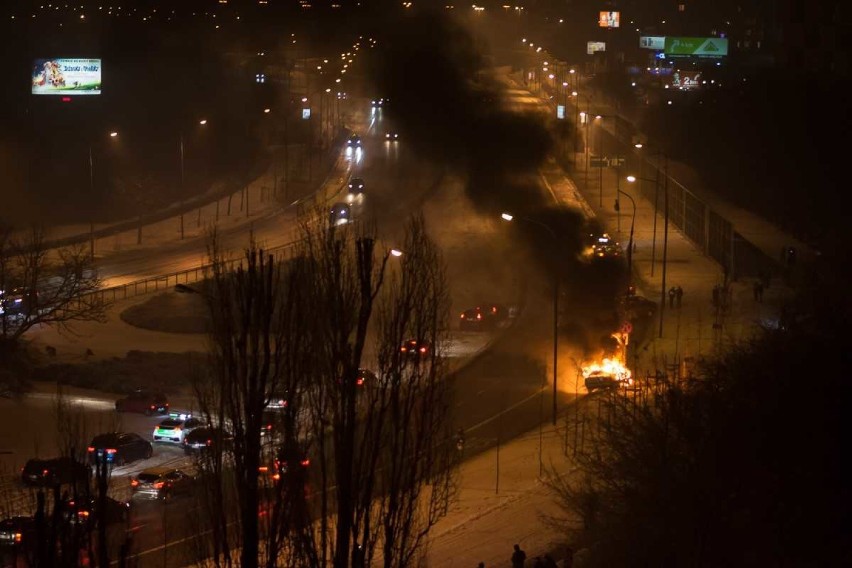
left=582, top=358, right=633, bottom=385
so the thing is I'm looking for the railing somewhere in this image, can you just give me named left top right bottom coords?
left=76, top=238, right=303, bottom=309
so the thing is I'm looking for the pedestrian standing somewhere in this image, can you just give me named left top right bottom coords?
left=511, top=544, right=527, bottom=568
left=668, top=287, right=676, bottom=308
left=675, top=285, right=683, bottom=308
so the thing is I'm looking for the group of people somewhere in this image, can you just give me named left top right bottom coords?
left=667, top=285, right=684, bottom=309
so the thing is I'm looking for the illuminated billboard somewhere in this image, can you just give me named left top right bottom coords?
left=599, top=11, right=620, bottom=28
left=671, top=72, right=702, bottom=90
left=32, top=58, right=102, bottom=95
left=664, top=37, right=728, bottom=58
left=587, top=42, right=606, bottom=55
left=639, top=36, right=666, bottom=50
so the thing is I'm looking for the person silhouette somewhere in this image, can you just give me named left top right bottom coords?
left=511, top=544, right=527, bottom=568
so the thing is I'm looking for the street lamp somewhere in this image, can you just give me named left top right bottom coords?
left=88, top=130, right=119, bottom=256
left=633, top=144, right=669, bottom=338
left=616, top=182, right=637, bottom=278
left=179, top=119, right=209, bottom=239
left=500, top=212, right=559, bottom=425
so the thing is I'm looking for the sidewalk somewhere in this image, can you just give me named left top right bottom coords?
left=422, top=83, right=800, bottom=566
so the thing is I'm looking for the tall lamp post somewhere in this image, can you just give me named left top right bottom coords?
left=500, top=212, right=559, bottom=425
left=179, top=119, right=208, bottom=240
left=615, top=183, right=637, bottom=278
left=632, top=144, right=669, bottom=338
left=88, top=131, right=119, bottom=257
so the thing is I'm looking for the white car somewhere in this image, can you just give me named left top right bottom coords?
left=152, top=412, right=204, bottom=445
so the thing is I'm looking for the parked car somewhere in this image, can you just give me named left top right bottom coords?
left=131, top=467, right=195, bottom=501
left=623, top=294, right=657, bottom=319
left=20, top=456, right=90, bottom=487
left=265, top=388, right=289, bottom=410
left=183, top=427, right=233, bottom=455
left=87, top=432, right=153, bottom=466
left=584, top=371, right=633, bottom=392
left=0, top=516, right=35, bottom=550
left=115, top=389, right=169, bottom=416
left=152, top=412, right=204, bottom=445
left=60, top=496, right=130, bottom=529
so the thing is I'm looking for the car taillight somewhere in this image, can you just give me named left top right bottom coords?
left=78, top=511, right=89, bottom=518
left=476, top=313, right=482, bottom=320
left=258, top=466, right=269, bottom=473
left=207, top=439, right=213, bottom=446
left=419, top=346, right=427, bottom=353
left=42, top=469, right=49, bottom=476
left=106, top=449, right=117, bottom=454
left=13, top=532, right=22, bottom=543
left=87, top=447, right=94, bottom=453
left=154, top=482, right=164, bottom=489
left=131, top=479, right=138, bottom=487
left=265, top=424, right=272, bottom=430
left=150, top=405, right=156, bottom=410
left=301, top=459, right=310, bottom=467
left=356, top=377, right=364, bottom=386
left=272, top=473, right=281, bottom=481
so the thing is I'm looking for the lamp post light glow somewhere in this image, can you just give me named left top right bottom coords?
left=500, top=212, right=559, bottom=425
left=631, top=143, right=669, bottom=338
left=390, top=249, right=403, bottom=257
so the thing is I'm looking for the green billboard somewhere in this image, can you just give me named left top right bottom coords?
left=663, top=37, right=728, bottom=58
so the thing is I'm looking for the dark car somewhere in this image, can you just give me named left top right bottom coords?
left=87, top=432, right=153, bottom=466
left=131, top=467, right=195, bottom=501
left=623, top=295, right=657, bottom=319
left=115, top=390, right=169, bottom=415
left=459, top=302, right=509, bottom=331
left=330, top=202, right=351, bottom=227
left=60, top=496, right=129, bottom=529
left=183, top=427, right=234, bottom=455
left=584, top=371, right=634, bottom=392
left=384, top=131, right=400, bottom=141
left=20, top=456, right=90, bottom=487
left=400, top=339, right=431, bottom=358
left=0, top=516, right=35, bottom=550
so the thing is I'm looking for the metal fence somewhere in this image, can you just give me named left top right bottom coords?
left=634, top=154, right=765, bottom=282
left=77, top=238, right=302, bottom=309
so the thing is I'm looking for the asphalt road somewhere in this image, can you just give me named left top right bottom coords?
left=5, top=83, right=599, bottom=566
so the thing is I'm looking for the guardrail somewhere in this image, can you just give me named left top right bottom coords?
left=77, top=237, right=303, bottom=309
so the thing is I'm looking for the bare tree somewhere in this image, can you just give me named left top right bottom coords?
left=192, top=210, right=459, bottom=567
left=0, top=225, right=106, bottom=358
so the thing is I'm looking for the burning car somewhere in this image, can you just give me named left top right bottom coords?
left=582, top=358, right=633, bottom=391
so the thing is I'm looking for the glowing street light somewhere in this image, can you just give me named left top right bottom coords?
left=500, top=211, right=559, bottom=425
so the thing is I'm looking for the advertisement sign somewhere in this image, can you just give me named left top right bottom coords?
left=672, top=72, right=702, bottom=89
left=598, top=11, right=620, bottom=28
left=587, top=41, right=606, bottom=55
left=639, top=36, right=666, bottom=50
left=663, top=37, right=728, bottom=58
left=32, top=58, right=101, bottom=95
left=556, top=105, right=565, bottom=120
left=301, top=108, right=311, bottom=119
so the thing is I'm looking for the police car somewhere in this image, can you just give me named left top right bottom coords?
left=152, top=412, right=204, bottom=445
